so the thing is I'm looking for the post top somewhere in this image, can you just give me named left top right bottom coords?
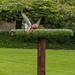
left=10, top=29, right=73, bottom=38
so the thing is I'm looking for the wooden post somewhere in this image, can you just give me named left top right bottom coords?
left=38, top=38, right=45, bottom=75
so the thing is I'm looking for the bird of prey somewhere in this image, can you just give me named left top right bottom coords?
left=22, top=23, right=30, bottom=32
left=21, top=12, right=42, bottom=33
left=31, top=18, right=42, bottom=30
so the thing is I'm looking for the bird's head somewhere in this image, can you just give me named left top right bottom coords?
left=22, top=23, right=28, bottom=29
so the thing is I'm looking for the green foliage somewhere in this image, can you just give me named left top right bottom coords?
left=10, top=29, right=73, bottom=38
left=0, top=0, right=75, bottom=29
left=0, top=31, right=75, bottom=49
left=24, top=0, right=75, bottom=29
left=0, top=0, right=33, bottom=20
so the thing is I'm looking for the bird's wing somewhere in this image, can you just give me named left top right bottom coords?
left=21, top=12, right=31, bottom=29
left=32, top=24, right=38, bottom=28
left=36, top=17, right=42, bottom=25
left=31, top=17, right=42, bottom=29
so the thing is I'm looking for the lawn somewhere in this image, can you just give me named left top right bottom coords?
left=0, top=48, right=75, bottom=75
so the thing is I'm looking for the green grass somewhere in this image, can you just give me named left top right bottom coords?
left=46, top=50, right=75, bottom=75
left=0, top=48, right=75, bottom=75
left=0, top=48, right=37, bottom=75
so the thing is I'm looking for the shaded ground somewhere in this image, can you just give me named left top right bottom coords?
left=0, top=20, right=15, bottom=31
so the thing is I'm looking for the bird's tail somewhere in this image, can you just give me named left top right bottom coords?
left=36, top=17, right=42, bottom=25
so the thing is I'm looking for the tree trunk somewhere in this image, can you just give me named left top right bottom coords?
left=15, top=20, right=22, bottom=29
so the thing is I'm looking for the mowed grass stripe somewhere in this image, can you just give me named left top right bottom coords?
left=0, top=48, right=37, bottom=75
left=46, top=50, right=75, bottom=75
left=0, top=48, right=75, bottom=75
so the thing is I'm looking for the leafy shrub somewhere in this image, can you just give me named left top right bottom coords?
left=10, top=29, right=73, bottom=38
left=0, top=0, right=75, bottom=29
left=0, top=30, right=75, bottom=49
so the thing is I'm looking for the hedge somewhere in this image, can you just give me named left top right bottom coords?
left=0, top=30, right=74, bottom=49
left=10, top=29, right=73, bottom=38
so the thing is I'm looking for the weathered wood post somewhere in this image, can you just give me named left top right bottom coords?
left=38, top=38, right=45, bottom=75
